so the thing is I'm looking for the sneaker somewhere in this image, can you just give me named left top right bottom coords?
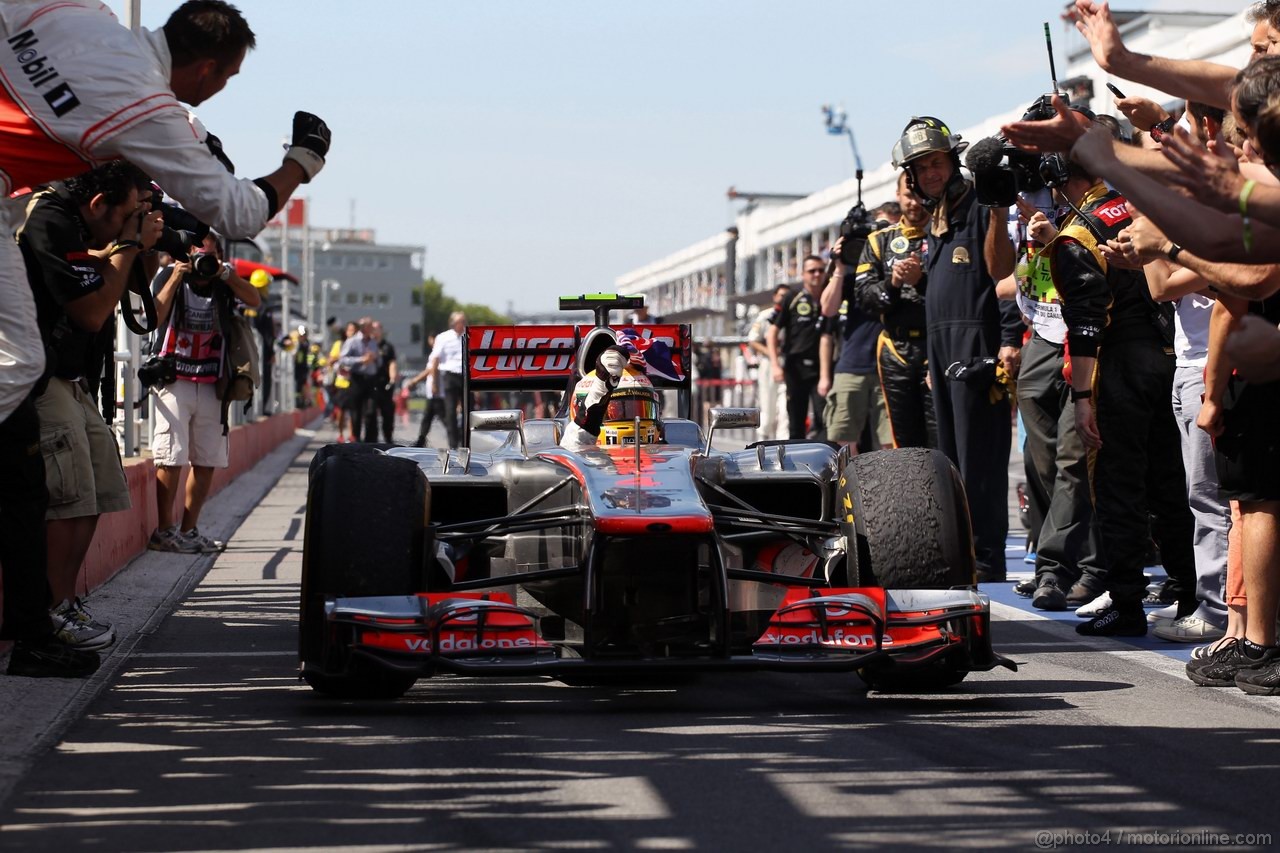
left=1023, top=551, right=1037, bottom=565
left=1235, top=654, right=1280, bottom=695
left=181, top=527, right=225, bottom=553
left=1153, top=615, right=1227, bottom=643
left=1066, top=580, right=1104, bottom=607
left=1191, top=638, right=1235, bottom=661
left=1076, top=606, right=1147, bottom=637
left=50, top=598, right=115, bottom=650
left=1074, top=591, right=1112, bottom=618
left=1146, top=602, right=1180, bottom=627
left=1142, top=583, right=1177, bottom=607
left=6, top=636, right=100, bottom=678
left=148, top=526, right=200, bottom=554
left=1186, top=638, right=1275, bottom=687
left=1032, top=577, right=1068, bottom=611
left=1013, top=578, right=1036, bottom=598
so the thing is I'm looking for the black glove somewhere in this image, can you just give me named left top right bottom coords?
left=944, top=357, right=997, bottom=388
left=283, top=111, right=330, bottom=182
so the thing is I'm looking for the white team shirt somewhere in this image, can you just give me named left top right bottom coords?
left=430, top=328, right=464, bottom=375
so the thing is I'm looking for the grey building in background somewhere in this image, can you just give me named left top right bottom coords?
left=257, top=225, right=428, bottom=370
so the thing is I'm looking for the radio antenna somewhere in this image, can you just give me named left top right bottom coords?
left=1044, top=22, right=1060, bottom=95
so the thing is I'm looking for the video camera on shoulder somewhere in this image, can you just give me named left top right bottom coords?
left=964, top=95, right=1071, bottom=208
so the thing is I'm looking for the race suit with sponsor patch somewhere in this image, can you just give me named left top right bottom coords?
left=855, top=219, right=935, bottom=448
left=1052, top=183, right=1194, bottom=611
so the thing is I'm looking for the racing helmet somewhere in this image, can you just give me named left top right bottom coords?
left=599, top=367, right=662, bottom=446
left=249, top=268, right=271, bottom=289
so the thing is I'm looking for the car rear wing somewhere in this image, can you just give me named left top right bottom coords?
left=462, top=321, right=693, bottom=439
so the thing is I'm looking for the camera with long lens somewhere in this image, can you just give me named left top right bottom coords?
left=965, top=95, right=1070, bottom=208
left=148, top=191, right=210, bottom=261
left=189, top=250, right=222, bottom=279
left=837, top=202, right=881, bottom=265
left=137, top=354, right=177, bottom=389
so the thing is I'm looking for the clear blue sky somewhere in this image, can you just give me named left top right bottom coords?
left=110, top=1, right=1243, bottom=314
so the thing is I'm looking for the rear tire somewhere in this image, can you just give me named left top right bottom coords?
left=836, top=448, right=975, bottom=589
left=300, top=451, right=428, bottom=699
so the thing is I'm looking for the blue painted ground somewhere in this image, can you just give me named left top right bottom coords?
left=984, top=535, right=1197, bottom=665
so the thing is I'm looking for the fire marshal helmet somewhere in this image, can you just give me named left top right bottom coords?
left=891, top=115, right=966, bottom=168
left=891, top=116, right=968, bottom=208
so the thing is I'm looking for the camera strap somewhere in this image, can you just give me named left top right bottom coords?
left=119, top=259, right=158, bottom=335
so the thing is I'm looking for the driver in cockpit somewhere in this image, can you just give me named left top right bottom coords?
left=559, top=346, right=664, bottom=449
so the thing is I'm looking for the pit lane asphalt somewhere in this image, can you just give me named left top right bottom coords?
left=1, top=420, right=1278, bottom=852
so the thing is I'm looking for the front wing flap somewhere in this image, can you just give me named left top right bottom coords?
left=316, top=587, right=1012, bottom=678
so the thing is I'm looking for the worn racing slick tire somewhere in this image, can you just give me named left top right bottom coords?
left=836, top=448, right=976, bottom=691
left=836, top=447, right=975, bottom=589
left=306, top=442, right=401, bottom=485
left=299, top=450, right=429, bottom=699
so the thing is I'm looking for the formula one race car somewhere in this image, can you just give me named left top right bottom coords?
left=298, top=295, right=1015, bottom=699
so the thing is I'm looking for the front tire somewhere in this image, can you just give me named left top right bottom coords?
left=836, top=448, right=975, bottom=589
left=299, top=451, right=428, bottom=699
left=836, top=448, right=976, bottom=691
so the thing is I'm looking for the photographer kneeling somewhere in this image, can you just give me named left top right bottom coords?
left=17, top=161, right=161, bottom=671
left=147, top=233, right=260, bottom=554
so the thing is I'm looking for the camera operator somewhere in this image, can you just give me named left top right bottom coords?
left=147, top=233, right=260, bottom=554
left=853, top=171, right=936, bottom=449
left=3, top=161, right=160, bottom=677
left=1039, top=150, right=1196, bottom=637
left=0, top=0, right=331, bottom=431
left=820, top=236, right=889, bottom=453
left=892, top=116, right=1022, bottom=582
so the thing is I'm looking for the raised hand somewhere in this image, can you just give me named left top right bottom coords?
left=1161, top=126, right=1246, bottom=214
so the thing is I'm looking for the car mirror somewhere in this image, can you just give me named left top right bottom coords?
left=471, top=409, right=526, bottom=454
left=705, top=407, right=760, bottom=453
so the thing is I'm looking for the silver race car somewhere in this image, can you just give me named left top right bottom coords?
left=299, top=295, right=1015, bottom=699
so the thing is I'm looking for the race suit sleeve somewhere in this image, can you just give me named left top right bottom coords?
left=1055, top=238, right=1110, bottom=359
left=100, top=111, right=270, bottom=239
left=853, top=231, right=891, bottom=316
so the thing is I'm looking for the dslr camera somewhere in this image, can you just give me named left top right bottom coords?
left=837, top=202, right=881, bottom=265
left=147, top=188, right=211, bottom=261
left=188, top=249, right=223, bottom=279
left=966, top=95, right=1072, bottom=208
left=137, top=354, right=177, bottom=389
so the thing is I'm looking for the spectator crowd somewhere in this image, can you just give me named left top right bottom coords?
left=741, top=0, right=1280, bottom=696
